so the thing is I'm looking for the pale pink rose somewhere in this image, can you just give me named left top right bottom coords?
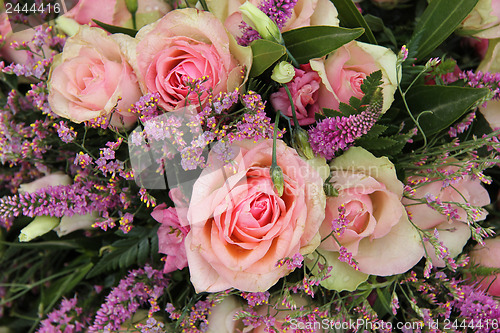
left=48, top=25, right=141, bottom=128
left=132, top=8, right=252, bottom=112
left=310, top=41, right=398, bottom=114
left=403, top=166, right=490, bottom=267
left=152, top=203, right=189, bottom=273
left=469, top=237, right=500, bottom=296
left=319, top=147, right=424, bottom=276
left=185, top=139, right=326, bottom=292
left=210, top=0, right=339, bottom=43
left=64, top=0, right=170, bottom=29
left=477, top=38, right=500, bottom=129
left=270, top=64, right=321, bottom=126
left=459, top=0, right=500, bottom=39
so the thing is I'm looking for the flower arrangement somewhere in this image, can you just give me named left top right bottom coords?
left=2, top=0, right=500, bottom=332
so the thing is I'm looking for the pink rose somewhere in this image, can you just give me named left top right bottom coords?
left=65, top=0, right=170, bottom=29
left=211, top=0, right=339, bottom=42
left=270, top=64, right=321, bottom=126
left=132, top=8, right=252, bottom=111
left=403, top=166, right=490, bottom=267
left=469, top=237, right=500, bottom=296
left=319, top=147, right=424, bottom=279
left=152, top=203, right=189, bottom=273
left=185, top=139, right=326, bottom=292
left=48, top=26, right=141, bottom=128
left=459, top=0, right=500, bottom=39
left=310, top=41, right=398, bottom=114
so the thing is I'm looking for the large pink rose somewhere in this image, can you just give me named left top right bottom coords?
left=270, top=64, right=321, bottom=126
left=319, top=147, right=424, bottom=278
left=403, top=166, right=490, bottom=267
left=64, top=0, right=170, bottom=29
left=310, top=41, right=398, bottom=114
left=132, top=9, right=252, bottom=111
left=48, top=26, right=141, bottom=128
left=469, top=237, right=500, bottom=296
left=185, top=139, right=326, bottom=292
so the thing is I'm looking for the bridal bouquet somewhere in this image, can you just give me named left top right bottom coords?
left=2, top=0, right=500, bottom=331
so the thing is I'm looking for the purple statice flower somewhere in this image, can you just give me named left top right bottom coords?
left=452, top=284, right=500, bottom=333
left=54, top=121, right=77, bottom=143
left=88, top=265, right=169, bottom=332
left=460, top=70, right=500, bottom=100
left=308, top=96, right=383, bottom=160
left=118, top=212, right=134, bottom=234
left=449, top=111, right=476, bottom=137
left=276, top=253, right=304, bottom=270
left=241, top=291, right=270, bottom=307
left=338, top=246, right=359, bottom=270
left=38, top=296, right=87, bottom=333
left=238, top=0, right=298, bottom=46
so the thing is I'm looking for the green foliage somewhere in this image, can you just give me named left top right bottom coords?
left=282, top=26, right=364, bottom=64
left=92, top=20, right=138, bottom=37
left=407, top=0, right=479, bottom=60
left=86, top=226, right=159, bottom=278
left=249, top=39, right=287, bottom=77
left=329, top=0, right=377, bottom=44
left=405, top=85, right=490, bottom=139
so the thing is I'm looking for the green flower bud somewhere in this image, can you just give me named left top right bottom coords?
left=323, top=182, right=339, bottom=197
left=125, top=0, right=138, bottom=14
left=239, top=1, right=283, bottom=44
left=270, top=165, right=284, bottom=196
left=271, top=61, right=295, bottom=83
left=292, top=128, right=315, bottom=160
left=19, top=216, right=59, bottom=242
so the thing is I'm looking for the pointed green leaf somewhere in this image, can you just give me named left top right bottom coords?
left=323, top=108, right=343, bottom=118
left=282, top=26, right=364, bottom=64
left=406, top=85, right=490, bottom=138
left=249, top=39, right=287, bottom=77
left=365, top=124, right=388, bottom=138
left=356, top=136, right=398, bottom=150
left=93, top=19, right=138, bottom=37
left=407, top=0, right=479, bottom=60
left=329, top=0, right=377, bottom=44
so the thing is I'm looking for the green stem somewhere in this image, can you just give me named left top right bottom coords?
left=283, top=84, right=299, bottom=128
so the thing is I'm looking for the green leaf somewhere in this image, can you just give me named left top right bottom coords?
left=282, top=26, right=364, bottom=64
left=356, top=136, right=398, bottom=150
left=323, top=108, right=343, bottom=118
left=405, top=85, right=490, bottom=138
left=87, top=227, right=158, bottom=278
left=365, top=124, right=388, bottom=138
left=92, top=19, right=138, bottom=37
left=338, top=102, right=360, bottom=116
left=249, top=39, right=286, bottom=77
left=42, top=261, right=93, bottom=313
left=329, top=0, right=377, bottom=44
left=363, top=14, right=397, bottom=47
left=360, top=70, right=383, bottom=104
left=407, top=0, right=479, bottom=60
